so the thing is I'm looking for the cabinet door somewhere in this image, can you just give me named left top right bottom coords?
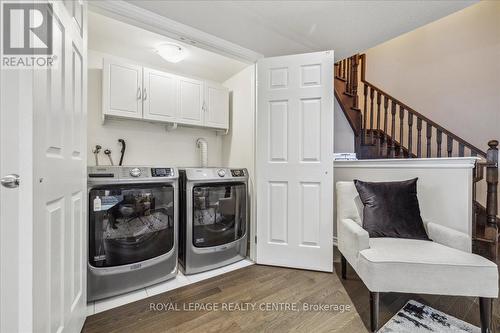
left=143, top=68, right=178, bottom=122
left=205, top=82, right=229, bottom=129
left=178, top=77, right=204, bottom=126
left=102, top=58, right=143, bottom=119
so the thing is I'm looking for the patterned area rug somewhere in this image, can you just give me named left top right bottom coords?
left=379, top=300, right=480, bottom=332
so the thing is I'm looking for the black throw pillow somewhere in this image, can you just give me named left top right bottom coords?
left=354, top=178, right=429, bottom=240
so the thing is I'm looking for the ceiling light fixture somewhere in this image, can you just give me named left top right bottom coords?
left=155, top=43, right=188, bottom=63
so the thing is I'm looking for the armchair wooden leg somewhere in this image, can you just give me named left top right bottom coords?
left=370, top=291, right=379, bottom=332
left=341, top=255, right=347, bottom=280
left=479, top=297, right=492, bottom=333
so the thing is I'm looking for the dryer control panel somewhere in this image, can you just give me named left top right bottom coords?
left=230, top=169, right=246, bottom=177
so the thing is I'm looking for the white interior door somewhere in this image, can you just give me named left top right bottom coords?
left=33, top=1, right=88, bottom=332
left=256, top=51, right=334, bottom=272
left=102, top=58, right=143, bottom=119
left=143, top=68, right=178, bottom=122
left=0, top=36, right=31, bottom=333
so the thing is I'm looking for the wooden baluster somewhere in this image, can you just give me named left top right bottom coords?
left=343, top=60, right=347, bottom=79
left=485, top=140, right=498, bottom=261
left=376, top=91, right=381, bottom=152
left=436, top=129, right=443, bottom=158
left=407, top=113, right=413, bottom=158
left=459, top=143, right=465, bottom=157
left=383, top=96, right=389, bottom=157
left=352, top=55, right=359, bottom=109
left=399, top=106, right=404, bottom=157
left=362, top=84, right=368, bottom=143
left=426, top=123, right=432, bottom=158
left=369, top=87, right=374, bottom=143
left=376, top=92, right=381, bottom=132
left=391, top=102, right=397, bottom=158
left=416, top=118, right=422, bottom=158
left=352, top=57, right=356, bottom=94
left=346, top=58, right=351, bottom=93
left=447, top=136, right=453, bottom=157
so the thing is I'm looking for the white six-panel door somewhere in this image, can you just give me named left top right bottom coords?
left=256, top=51, right=334, bottom=272
left=32, top=1, right=87, bottom=332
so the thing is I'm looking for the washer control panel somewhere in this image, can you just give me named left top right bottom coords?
left=88, top=166, right=178, bottom=183
left=151, top=168, right=174, bottom=177
left=129, top=167, right=142, bottom=177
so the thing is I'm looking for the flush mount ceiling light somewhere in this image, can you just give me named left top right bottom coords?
left=155, top=43, right=188, bottom=63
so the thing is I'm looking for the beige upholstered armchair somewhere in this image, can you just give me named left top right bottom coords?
left=336, top=181, right=498, bottom=333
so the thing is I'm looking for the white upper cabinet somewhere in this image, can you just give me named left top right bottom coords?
left=143, top=68, right=178, bottom=122
left=205, top=82, right=229, bottom=129
left=178, top=77, right=204, bottom=126
left=102, top=57, right=229, bottom=131
left=102, top=58, right=143, bottom=119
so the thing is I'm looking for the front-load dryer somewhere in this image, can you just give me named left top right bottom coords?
left=179, top=168, right=248, bottom=275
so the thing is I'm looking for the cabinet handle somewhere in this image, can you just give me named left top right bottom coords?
left=143, top=88, right=147, bottom=101
left=137, top=87, right=142, bottom=100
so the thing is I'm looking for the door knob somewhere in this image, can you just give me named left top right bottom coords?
left=1, top=174, right=20, bottom=188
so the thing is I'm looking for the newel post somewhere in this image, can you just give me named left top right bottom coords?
left=485, top=140, right=498, bottom=261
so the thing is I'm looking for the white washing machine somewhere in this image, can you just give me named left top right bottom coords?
left=87, top=166, right=178, bottom=301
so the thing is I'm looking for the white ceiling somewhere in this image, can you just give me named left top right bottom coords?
left=124, top=0, right=477, bottom=60
left=88, top=12, right=248, bottom=82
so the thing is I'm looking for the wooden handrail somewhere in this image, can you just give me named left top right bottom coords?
left=360, top=81, right=487, bottom=158
left=358, top=54, right=486, bottom=158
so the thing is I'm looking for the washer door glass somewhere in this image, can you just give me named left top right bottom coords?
left=89, top=184, right=174, bottom=267
left=192, top=183, right=247, bottom=247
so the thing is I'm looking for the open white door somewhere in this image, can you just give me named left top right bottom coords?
left=256, top=51, right=334, bottom=272
left=1, top=1, right=87, bottom=332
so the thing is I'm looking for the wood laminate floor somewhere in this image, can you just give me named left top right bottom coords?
left=82, top=261, right=500, bottom=333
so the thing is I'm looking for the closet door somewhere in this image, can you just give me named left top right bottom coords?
left=102, top=58, right=143, bottom=119
left=205, top=82, right=229, bottom=129
left=178, top=77, right=204, bottom=126
left=256, top=51, right=334, bottom=272
left=143, top=68, right=178, bottom=122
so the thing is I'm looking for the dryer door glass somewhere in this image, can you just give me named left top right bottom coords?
left=89, top=184, right=174, bottom=267
left=192, top=182, right=247, bottom=247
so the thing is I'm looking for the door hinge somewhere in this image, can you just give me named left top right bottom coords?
left=254, top=235, right=257, bottom=243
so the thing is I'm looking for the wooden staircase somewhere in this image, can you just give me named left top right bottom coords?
left=335, top=54, right=499, bottom=261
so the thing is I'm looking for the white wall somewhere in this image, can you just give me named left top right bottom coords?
left=221, top=65, right=256, bottom=177
left=87, top=50, right=222, bottom=167
left=364, top=1, right=500, bottom=152
left=334, top=99, right=355, bottom=153
left=221, top=64, right=256, bottom=258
